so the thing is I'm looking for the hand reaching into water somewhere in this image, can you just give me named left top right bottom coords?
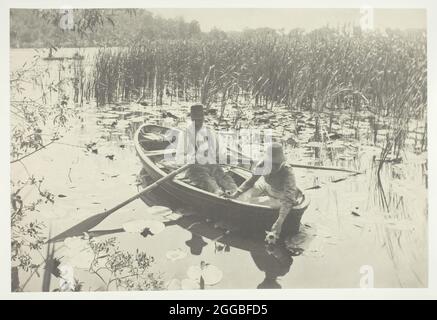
left=266, top=211, right=289, bottom=244
left=265, top=231, right=279, bottom=244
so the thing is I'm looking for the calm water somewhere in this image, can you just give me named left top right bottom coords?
left=10, top=48, right=427, bottom=290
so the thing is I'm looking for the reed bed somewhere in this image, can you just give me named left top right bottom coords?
left=90, top=28, right=425, bottom=111
left=88, top=27, right=427, bottom=155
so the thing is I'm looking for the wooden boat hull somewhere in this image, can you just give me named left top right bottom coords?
left=43, top=56, right=84, bottom=61
left=135, top=124, right=310, bottom=238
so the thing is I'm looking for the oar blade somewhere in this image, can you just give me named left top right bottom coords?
left=47, top=163, right=191, bottom=244
left=47, top=211, right=111, bottom=243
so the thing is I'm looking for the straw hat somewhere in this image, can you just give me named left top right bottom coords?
left=190, top=104, right=205, bottom=120
left=264, top=142, right=285, bottom=164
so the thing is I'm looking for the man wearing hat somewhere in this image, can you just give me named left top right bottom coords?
left=231, top=142, right=303, bottom=244
left=175, top=104, right=238, bottom=196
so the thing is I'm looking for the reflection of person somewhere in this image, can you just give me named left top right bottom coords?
left=176, top=104, right=238, bottom=196
left=185, top=233, right=208, bottom=256
left=231, top=143, right=303, bottom=243
left=251, top=245, right=293, bottom=289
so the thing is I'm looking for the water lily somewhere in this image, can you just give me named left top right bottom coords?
left=167, top=278, right=182, bottom=290
left=122, top=219, right=166, bottom=235
left=149, top=206, right=173, bottom=216
left=64, top=236, right=88, bottom=250
left=122, top=220, right=149, bottom=233
left=166, top=248, right=187, bottom=261
left=145, top=220, right=166, bottom=234
left=164, top=212, right=183, bottom=221
left=181, top=278, right=199, bottom=290
left=187, top=263, right=223, bottom=286
left=64, top=247, right=94, bottom=269
left=59, top=236, right=94, bottom=269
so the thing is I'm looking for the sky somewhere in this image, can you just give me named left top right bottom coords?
left=147, top=8, right=427, bottom=32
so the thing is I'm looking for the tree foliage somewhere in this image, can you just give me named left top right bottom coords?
left=10, top=9, right=201, bottom=48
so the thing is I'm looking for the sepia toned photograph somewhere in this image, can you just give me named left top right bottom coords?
left=8, top=6, right=428, bottom=293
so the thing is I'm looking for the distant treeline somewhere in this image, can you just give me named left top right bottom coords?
left=10, top=9, right=203, bottom=48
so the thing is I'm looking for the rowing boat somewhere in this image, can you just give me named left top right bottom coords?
left=43, top=55, right=85, bottom=61
left=134, top=124, right=310, bottom=239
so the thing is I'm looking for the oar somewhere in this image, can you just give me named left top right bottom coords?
left=289, top=163, right=363, bottom=175
left=228, top=147, right=363, bottom=175
left=48, top=163, right=192, bottom=243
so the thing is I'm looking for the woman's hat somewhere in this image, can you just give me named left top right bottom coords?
left=264, top=142, right=285, bottom=164
left=190, top=104, right=205, bottom=120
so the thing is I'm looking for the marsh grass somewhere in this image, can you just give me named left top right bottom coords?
left=88, top=28, right=426, bottom=162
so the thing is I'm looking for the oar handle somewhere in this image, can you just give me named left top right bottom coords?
left=224, top=147, right=362, bottom=175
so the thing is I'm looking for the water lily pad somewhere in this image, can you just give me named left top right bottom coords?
left=187, top=265, right=202, bottom=281
left=145, top=220, right=166, bottom=234
left=167, top=278, right=182, bottom=290
left=164, top=212, right=183, bottom=221
left=187, top=264, right=223, bottom=286
left=65, top=247, right=94, bottom=269
left=166, top=248, right=187, bottom=261
left=122, top=219, right=166, bottom=234
left=59, top=237, right=94, bottom=269
left=149, top=206, right=173, bottom=216
left=63, top=236, right=88, bottom=250
left=181, top=278, right=199, bottom=290
left=122, top=220, right=149, bottom=233
left=201, top=265, right=223, bottom=285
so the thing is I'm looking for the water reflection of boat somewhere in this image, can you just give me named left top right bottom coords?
left=83, top=170, right=296, bottom=289
left=140, top=170, right=294, bottom=289
left=134, top=124, right=310, bottom=238
left=43, top=56, right=85, bottom=61
left=43, top=49, right=84, bottom=61
left=87, top=211, right=294, bottom=289
left=252, top=246, right=293, bottom=289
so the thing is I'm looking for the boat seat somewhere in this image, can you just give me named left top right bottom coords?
left=177, top=175, right=193, bottom=184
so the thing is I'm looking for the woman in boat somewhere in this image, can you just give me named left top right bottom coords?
left=231, top=143, right=303, bottom=244
left=175, top=104, right=238, bottom=196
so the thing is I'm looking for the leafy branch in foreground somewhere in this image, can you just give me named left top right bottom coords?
left=88, top=237, right=164, bottom=291
left=10, top=53, right=79, bottom=291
